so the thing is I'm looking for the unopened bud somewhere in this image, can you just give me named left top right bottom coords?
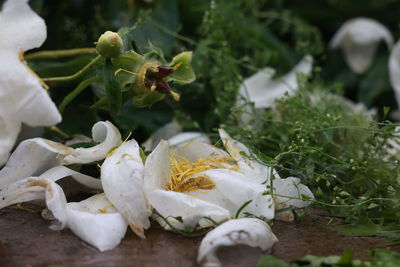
left=96, top=31, right=123, bottom=58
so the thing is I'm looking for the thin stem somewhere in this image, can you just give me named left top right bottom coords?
left=49, top=126, right=70, bottom=140
left=25, top=48, right=97, bottom=60
left=59, top=76, right=101, bottom=113
left=43, top=55, right=103, bottom=85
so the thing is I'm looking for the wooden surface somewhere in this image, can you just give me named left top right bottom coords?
left=0, top=205, right=398, bottom=266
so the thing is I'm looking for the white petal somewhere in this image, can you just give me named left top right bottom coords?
left=343, top=41, right=378, bottom=74
left=0, top=138, right=70, bottom=190
left=187, top=169, right=274, bottom=220
left=66, top=193, right=128, bottom=251
left=173, top=140, right=229, bottom=163
left=101, top=140, right=151, bottom=238
left=168, top=132, right=211, bottom=148
left=149, top=189, right=230, bottom=230
left=197, top=218, right=278, bottom=267
left=0, top=109, right=20, bottom=166
left=63, top=121, right=122, bottom=164
left=218, top=129, right=271, bottom=183
left=330, top=17, right=393, bottom=48
left=143, top=140, right=172, bottom=192
left=239, top=56, right=313, bottom=109
left=0, top=171, right=126, bottom=251
left=0, top=0, right=47, bottom=51
left=389, top=39, right=400, bottom=108
left=142, top=120, right=182, bottom=151
left=0, top=51, right=61, bottom=127
left=273, top=176, right=314, bottom=209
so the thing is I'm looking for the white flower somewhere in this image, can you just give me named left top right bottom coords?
left=143, top=128, right=314, bottom=231
left=142, top=120, right=210, bottom=151
left=101, top=140, right=152, bottom=238
left=0, top=0, right=62, bottom=166
left=197, top=218, right=278, bottom=267
left=238, top=55, right=313, bottom=110
left=330, top=17, right=393, bottom=74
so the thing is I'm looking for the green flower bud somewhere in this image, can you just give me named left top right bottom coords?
left=96, top=31, right=123, bottom=58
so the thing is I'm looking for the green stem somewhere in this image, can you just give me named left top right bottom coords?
left=59, top=76, right=101, bottom=113
left=49, top=126, right=70, bottom=140
left=43, top=55, right=103, bottom=85
left=25, top=48, right=97, bottom=60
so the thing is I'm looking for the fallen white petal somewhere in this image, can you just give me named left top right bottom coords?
left=187, top=169, right=274, bottom=220
left=101, top=140, right=151, bottom=238
left=273, top=176, right=314, bottom=209
left=66, top=193, right=128, bottom=251
left=149, top=189, right=230, bottom=230
left=197, top=218, right=278, bottom=267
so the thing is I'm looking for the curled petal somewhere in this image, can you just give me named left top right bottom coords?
left=187, top=169, right=274, bottom=220
left=101, top=140, right=151, bottom=238
left=149, top=189, right=230, bottom=231
left=197, top=218, right=278, bottom=267
left=64, top=121, right=122, bottom=164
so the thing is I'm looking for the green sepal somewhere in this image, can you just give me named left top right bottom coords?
left=133, top=90, right=165, bottom=108
left=168, top=51, right=195, bottom=84
left=112, top=51, right=145, bottom=91
left=103, top=59, right=122, bottom=114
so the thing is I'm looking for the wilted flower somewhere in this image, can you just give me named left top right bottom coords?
left=0, top=0, right=62, bottom=166
left=197, top=218, right=278, bottom=267
left=143, top=128, right=314, bottom=231
left=0, top=121, right=125, bottom=251
left=330, top=17, right=393, bottom=74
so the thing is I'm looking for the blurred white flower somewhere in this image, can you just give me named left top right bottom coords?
left=389, top=39, right=400, bottom=111
left=330, top=17, right=393, bottom=74
left=0, top=0, right=62, bottom=166
left=197, top=218, right=278, bottom=267
left=238, top=55, right=313, bottom=110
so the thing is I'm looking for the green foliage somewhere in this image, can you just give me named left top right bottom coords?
left=226, top=82, right=400, bottom=241
left=257, top=249, right=400, bottom=267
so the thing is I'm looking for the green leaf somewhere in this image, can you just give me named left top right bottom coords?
left=257, top=255, right=290, bottom=267
left=103, top=59, right=122, bottom=114
left=133, top=90, right=165, bottom=108
left=168, top=51, right=196, bottom=84
left=112, top=51, right=145, bottom=91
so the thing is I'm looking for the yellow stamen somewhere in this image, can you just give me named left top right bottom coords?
left=167, top=156, right=239, bottom=193
left=19, top=51, right=49, bottom=90
left=170, top=90, right=180, bottom=101
left=106, top=132, right=133, bottom=158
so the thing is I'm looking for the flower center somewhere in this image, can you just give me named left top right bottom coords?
left=167, top=156, right=238, bottom=193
